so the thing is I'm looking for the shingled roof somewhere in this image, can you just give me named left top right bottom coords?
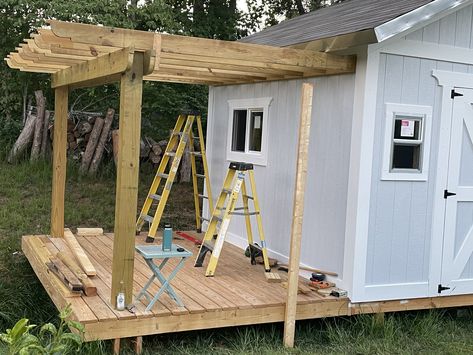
left=240, top=0, right=434, bottom=47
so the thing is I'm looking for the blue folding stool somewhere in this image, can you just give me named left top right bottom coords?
left=135, top=244, right=192, bottom=312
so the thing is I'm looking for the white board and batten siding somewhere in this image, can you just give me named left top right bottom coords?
left=357, top=3, right=473, bottom=302
left=206, top=75, right=355, bottom=278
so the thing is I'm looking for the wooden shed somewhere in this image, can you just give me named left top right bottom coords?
left=6, top=0, right=473, bottom=350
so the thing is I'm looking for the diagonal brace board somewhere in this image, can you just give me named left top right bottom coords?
left=51, top=47, right=155, bottom=89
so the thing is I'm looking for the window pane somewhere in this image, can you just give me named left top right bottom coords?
left=232, top=110, right=247, bottom=152
left=392, top=144, right=421, bottom=170
left=249, top=110, right=263, bottom=152
left=393, top=117, right=422, bottom=140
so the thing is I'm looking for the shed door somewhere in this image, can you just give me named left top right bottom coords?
left=441, top=88, right=473, bottom=295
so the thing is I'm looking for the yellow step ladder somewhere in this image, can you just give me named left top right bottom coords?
left=136, top=114, right=213, bottom=242
left=194, top=162, right=271, bottom=276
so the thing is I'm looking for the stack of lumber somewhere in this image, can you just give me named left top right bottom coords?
left=46, top=228, right=100, bottom=296
left=8, top=90, right=51, bottom=163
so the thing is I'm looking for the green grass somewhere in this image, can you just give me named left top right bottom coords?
left=2, top=159, right=473, bottom=354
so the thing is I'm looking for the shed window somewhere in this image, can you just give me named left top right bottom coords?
left=227, top=98, right=272, bottom=166
left=382, top=104, right=432, bottom=181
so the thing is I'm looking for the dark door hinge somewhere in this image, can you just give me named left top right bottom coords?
left=444, top=189, right=457, bottom=199
left=451, top=89, right=464, bottom=99
left=438, top=284, right=451, bottom=293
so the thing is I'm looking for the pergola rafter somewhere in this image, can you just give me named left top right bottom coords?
left=5, top=20, right=356, bottom=86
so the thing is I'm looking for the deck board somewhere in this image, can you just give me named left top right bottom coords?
left=21, top=231, right=473, bottom=341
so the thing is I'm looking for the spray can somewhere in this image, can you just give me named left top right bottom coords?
left=116, top=280, right=125, bottom=311
left=163, top=224, right=172, bottom=251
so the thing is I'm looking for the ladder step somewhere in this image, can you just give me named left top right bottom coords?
left=157, top=173, right=169, bottom=179
left=142, top=215, right=154, bottom=223
left=199, top=216, right=210, bottom=222
left=195, top=173, right=206, bottom=178
left=230, top=211, right=260, bottom=216
left=172, top=132, right=184, bottom=137
left=212, top=215, right=223, bottom=222
left=243, top=194, right=254, bottom=200
left=165, top=152, right=176, bottom=157
left=222, top=189, right=232, bottom=194
left=190, top=152, right=202, bottom=157
left=198, top=194, right=208, bottom=199
left=149, top=194, right=161, bottom=201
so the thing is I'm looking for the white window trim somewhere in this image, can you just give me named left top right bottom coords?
left=226, top=97, right=272, bottom=166
left=381, top=103, right=432, bottom=181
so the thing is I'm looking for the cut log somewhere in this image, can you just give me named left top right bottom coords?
left=63, top=229, right=96, bottom=276
left=112, top=129, right=119, bottom=165
left=140, top=139, right=150, bottom=158
left=147, top=137, right=162, bottom=156
left=56, top=251, right=97, bottom=296
left=149, top=151, right=161, bottom=165
left=79, top=117, right=104, bottom=174
left=89, top=108, right=115, bottom=174
left=40, top=110, right=51, bottom=158
left=8, top=113, right=37, bottom=163
left=31, top=90, right=46, bottom=161
left=180, top=143, right=191, bottom=183
left=76, top=121, right=92, bottom=136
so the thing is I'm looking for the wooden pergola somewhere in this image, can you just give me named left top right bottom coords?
left=6, top=21, right=356, bottom=348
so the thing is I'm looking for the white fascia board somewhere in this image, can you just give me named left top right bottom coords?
left=375, top=0, right=472, bottom=43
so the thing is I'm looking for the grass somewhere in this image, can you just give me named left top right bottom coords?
left=2, top=159, right=473, bottom=354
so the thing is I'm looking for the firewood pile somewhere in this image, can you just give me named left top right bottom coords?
left=8, top=90, right=197, bottom=181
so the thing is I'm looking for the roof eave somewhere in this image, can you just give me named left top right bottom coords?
left=374, top=0, right=472, bottom=42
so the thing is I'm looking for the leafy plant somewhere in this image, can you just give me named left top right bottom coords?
left=0, top=305, right=84, bottom=355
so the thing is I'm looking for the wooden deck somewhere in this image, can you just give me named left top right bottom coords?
left=22, top=231, right=473, bottom=341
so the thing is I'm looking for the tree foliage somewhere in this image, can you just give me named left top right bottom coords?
left=0, top=0, right=345, bottom=152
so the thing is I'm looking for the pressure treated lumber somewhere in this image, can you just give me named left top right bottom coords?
left=47, top=258, right=83, bottom=292
left=111, top=52, right=144, bottom=307
left=51, top=47, right=132, bottom=88
left=89, top=108, right=114, bottom=174
left=283, top=82, right=314, bottom=348
left=51, top=85, right=68, bottom=238
left=76, top=228, right=104, bottom=236
left=56, top=251, right=97, bottom=296
left=64, top=229, right=96, bottom=276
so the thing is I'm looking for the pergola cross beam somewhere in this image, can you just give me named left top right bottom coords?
left=5, top=21, right=356, bottom=85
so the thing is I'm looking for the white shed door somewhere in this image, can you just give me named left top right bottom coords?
left=441, top=88, right=473, bottom=295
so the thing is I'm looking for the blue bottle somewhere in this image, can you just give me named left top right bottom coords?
left=162, top=224, right=172, bottom=251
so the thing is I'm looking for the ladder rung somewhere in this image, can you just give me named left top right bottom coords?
left=172, top=132, right=184, bottom=136
left=195, top=173, right=206, bottom=178
left=165, top=152, right=176, bottom=157
left=190, top=152, right=202, bottom=157
left=157, top=173, right=169, bottom=179
left=222, top=189, right=232, bottom=194
left=243, top=195, right=254, bottom=200
left=198, top=194, right=208, bottom=199
left=230, top=211, right=259, bottom=216
left=142, top=215, right=154, bottom=223
left=212, top=215, right=223, bottom=222
left=199, top=216, right=210, bottom=222
left=149, top=194, right=161, bottom=201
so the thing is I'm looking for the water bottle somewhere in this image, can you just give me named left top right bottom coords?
left=163, top=224, right=172, bottom=251
left=116, top=280, right=125, bottom=311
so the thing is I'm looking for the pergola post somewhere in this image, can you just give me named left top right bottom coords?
left=283, top=82, right=314, bottom=347
left=51, top=85, right=69, bottom=238
left=111, top=52, right=144, bottom=307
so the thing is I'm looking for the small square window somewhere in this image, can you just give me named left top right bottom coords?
left=382, top=104, right=432, bottom=181
left=227, top=97, right=272, bottom=166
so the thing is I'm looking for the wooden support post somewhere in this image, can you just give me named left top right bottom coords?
left=134, top=336, right=143, bottom=354
left=51, top=85, right=68, bottom=237
left=113, top=338, right=120, bottom=355
left=283, top=82, right=314, bottom=348
left=111, top=52, right=144, bottom=308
